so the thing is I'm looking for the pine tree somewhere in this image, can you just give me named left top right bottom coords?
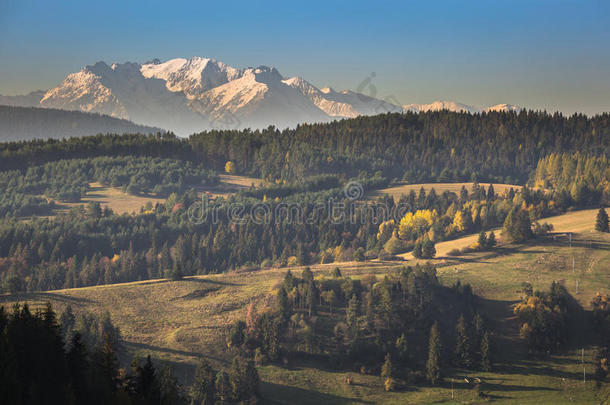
left=134, top=355, right=160, bottom=403
left=422, top=238, right=436, bottom=259
left=480, top=331, right=491, bottom=371
left=346, top=294, right=359, bottom=330
left=228, top=357, right=243, bottom=401
left=381, top=352, right=393, bottom=380
left=67, top=332, right=90, bottom=404
left=593, top=346, right=609, bottom=387
left=477, top=232, right=487, bottom=250
left=455, top=314, right=472, bottom=368
left=243, top=360, right=260, bottom=399
left=190, top=359, right=215, bottom=405
left=158, top=364, right=183, bottom=405
left=486, top=231, right=497, bottom=248
left=395, top=333, right=408, bottom=362
left=215, top=370, right=230, bottom=404
left=277, top=287, right=289, bottom=320
left=426, top=322, right=442, bottom=385
left=487, top=183, right=495, bottom=200
left=595, top=207, right=609, bottom=232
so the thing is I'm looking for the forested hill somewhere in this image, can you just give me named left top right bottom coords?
left=0, top=105, right=162, bottom=142
left=193, top=110, right=610, bottom=184
left=1, top=110, right=609, bottom=185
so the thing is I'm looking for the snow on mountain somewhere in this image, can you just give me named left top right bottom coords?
left=402, top=100, right=522, bottom=114
left=283, top=77, right=402, bottom=118
left=484, top=103, right=522, bottom=112
left=402, top=100, right=480, bottom=114
left=141, top=57, right=244, bottom=98
left=1, top=56, right=522, bottom=135
left=189, top=67, right=330, bottom=129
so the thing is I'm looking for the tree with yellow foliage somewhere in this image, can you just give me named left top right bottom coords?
left=451, top=210, right=466, bottom=233
left=224, top=161, right=236, bottom=174
left=398, top=209, right=438, bottom=240
left=377, top=220, right=395, bottom=245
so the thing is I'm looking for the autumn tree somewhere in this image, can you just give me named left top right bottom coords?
left=381, top=353, right=395, bottom=391
left=224, top=161, right=236, bottom=174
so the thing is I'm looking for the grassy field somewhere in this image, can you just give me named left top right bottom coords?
left=202, top=173, right=266, bottom=198
left=1, top=209, right=608, bottom=404
left=368, top=182, right=523, bottom=201
left=50, top=182, right=166, bottom=215
left=40, top=174, right=266, bottom=216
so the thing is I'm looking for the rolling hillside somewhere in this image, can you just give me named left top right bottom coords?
left=2, top=209, right=608, bottom=404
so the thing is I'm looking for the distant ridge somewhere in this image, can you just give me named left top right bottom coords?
left=0, top=105, right=162, bottom=142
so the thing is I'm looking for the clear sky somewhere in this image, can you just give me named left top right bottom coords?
left=1, top=0, right=609, bottom=115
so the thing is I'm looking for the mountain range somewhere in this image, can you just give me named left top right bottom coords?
left=0, top=56, right=522, bottom=135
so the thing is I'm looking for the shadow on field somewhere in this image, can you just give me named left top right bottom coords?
left=499, top=360, right=585, bottom=382
left=124, top=341, right=228, bottom=365
left=0, top=291, right=95, bottom=305
left=184, top=277, right=243, bottom=287
left=440, top=246, right=549, bottom=266
left=259, top=381, right=374, bottom=405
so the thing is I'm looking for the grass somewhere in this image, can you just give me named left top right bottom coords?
left=51, top=182, right=165, bottom=215
left=1, top=209, right=608, bottom=403
left=37, top=174, right=266, bottom=217
left=368, top=182, right=522, bottom=201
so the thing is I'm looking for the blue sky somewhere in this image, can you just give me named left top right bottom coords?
left=1, top=0, right=609, bottom=114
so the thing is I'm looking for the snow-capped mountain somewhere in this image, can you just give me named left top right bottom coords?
left=484, top=103, right=522, bottom=113
left=403, top=100, right=523, bottom=114
left=0, top=56, right=522, bottom=135
left=188, top=66, right=330, bottom=130
left=403, top=100, right=479, bottom=114
left=282, top=77, right=402, bottom=118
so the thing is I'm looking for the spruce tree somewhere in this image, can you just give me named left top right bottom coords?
left=191, top=359, right=215, bottom=405
left=480, top=331, right=491, bottom=371
left=243, top=360, right=260, bottom=399
left=477, top=232, right=487, bottom=250
left=215, top=370, right=230, bottom=404
left=426, top=322, right=442, bottom=385
left=228, top=357, right=243, bottom=401
left=422, top=238, right=436, bottom=259
left=595, top=207, right=609, bottom=232
left=486, top=231, right=497, bottom=248
left=455, top=314, right=472, bottom=368
left=395, top=333, right=408, bottom=362
left=487, top=183, right=495, bottom=200
left=277, top=287, right=289, bottom=320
